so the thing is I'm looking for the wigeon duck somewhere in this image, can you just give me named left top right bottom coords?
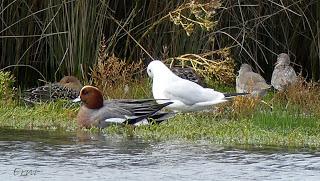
left=147, top=60, right=247, bottom=112
left=236, top=64, right=271, bottom=97
left=74, top=85, right=174, bottom=128
left=170, top=67, right=206, bottom=87
left=22, top=76, right=83, bottom=104
left=271, top=53, right=297, bottom=91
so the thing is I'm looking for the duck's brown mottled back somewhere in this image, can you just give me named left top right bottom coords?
left=22, top=76, right=83, bottom=104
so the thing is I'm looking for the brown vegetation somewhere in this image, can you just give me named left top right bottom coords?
left=273, top=76, right=320, bottom=116
left=91, top=36, right=147, bottom=99
left=165, top=48, right=235, bottom=85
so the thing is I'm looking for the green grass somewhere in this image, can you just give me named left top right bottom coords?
left=104, top=108, right=320, bottom=148
left=0, top=69, right=320, bottom=148
left=1, top=98, right=320, bottom=148
left=0, top=100, right=78, bottom=131
left=1, top=71, right=320, bottom=149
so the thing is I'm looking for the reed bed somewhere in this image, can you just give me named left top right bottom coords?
left=1, top=0, right=319, bottom=85
left=1, top=0, right=107, bottom=86
left=216, top=0, right=320, bottom=80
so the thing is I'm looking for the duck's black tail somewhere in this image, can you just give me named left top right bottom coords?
left=124, top=101, right=174, bottom=125
left=147, top=112, right=176, bottom=124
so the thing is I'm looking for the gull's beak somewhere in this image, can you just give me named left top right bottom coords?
left=72, top=96, right=81, bottom=103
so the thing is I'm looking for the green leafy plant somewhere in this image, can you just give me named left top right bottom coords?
left=0, top=71, right=16, bottom=103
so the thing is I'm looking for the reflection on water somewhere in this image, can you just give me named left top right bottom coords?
left=0, top=128, right=320, bottom=181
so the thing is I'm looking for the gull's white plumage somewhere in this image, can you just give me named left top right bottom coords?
left=147, top=60, right=229, bottom=112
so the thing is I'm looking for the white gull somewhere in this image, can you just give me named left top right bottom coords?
left=147, top=60, right=246, bottom=112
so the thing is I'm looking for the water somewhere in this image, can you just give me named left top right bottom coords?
left=0, top=129, right=320, bottom=181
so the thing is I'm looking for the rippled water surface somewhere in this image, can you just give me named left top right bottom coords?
left=0, top=128, right=320, bottom=180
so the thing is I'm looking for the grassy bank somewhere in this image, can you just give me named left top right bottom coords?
left=1, top=93, right=320, bottom=149
left=1, top=71, right=320, bottom=148
left=131, top=109, right=320, bottom=148
left=104, top=104, right=320, bottom=148
left=0, top=101, right=78, bottom=131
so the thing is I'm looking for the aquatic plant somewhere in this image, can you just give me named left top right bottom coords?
left=1, top=0, right=107, bottom=85
left=1, top=0, right=319, bottom=85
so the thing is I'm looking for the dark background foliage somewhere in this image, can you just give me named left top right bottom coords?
left=1, top=0, right=319, bottom=87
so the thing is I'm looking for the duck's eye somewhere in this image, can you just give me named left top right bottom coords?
left=82, top=90, right=89, bottom=95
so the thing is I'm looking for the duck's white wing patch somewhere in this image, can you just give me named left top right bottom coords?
left=103, top=118, right=126, bottom=123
